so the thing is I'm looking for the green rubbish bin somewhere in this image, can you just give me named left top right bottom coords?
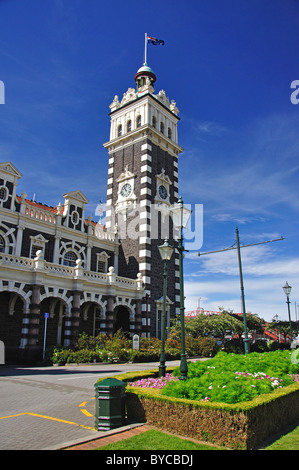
left=94, top=377, right=127, bottom=431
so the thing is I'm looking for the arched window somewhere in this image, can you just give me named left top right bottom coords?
left=0, top=235, right=5, bottom=253
left=168, top=127, right=172, bottom=139
left=127, top=120, right=132, bottom=133
left=117, top=124, right=122, bottom=137
left=63, top=251, right=77, bottom=267
left=152, top=116, right=156, bottom=128
left=160, top=122, right=164, bottom=134
left=136, top=115, right=142, bottom=128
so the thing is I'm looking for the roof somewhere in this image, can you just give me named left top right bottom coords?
left=136, top=62, right=155, bottom=75
left=16, top=196, right=105, bottom=229
left=16, top=196, right=59, bottom=214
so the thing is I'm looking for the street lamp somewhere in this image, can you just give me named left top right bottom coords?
left=282, top=281, right=293, bottom=340
left=170, top=196, right=192, bottom=380
left=158, top=238, right=174, bottom=377
left=236, top=227, right=250, bottom=354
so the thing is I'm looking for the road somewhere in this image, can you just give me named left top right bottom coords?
left=0, top=361, right=180, bottom=450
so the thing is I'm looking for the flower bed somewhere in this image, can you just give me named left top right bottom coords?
left=125, top=351, right=299, bottom=449
left=128, top=351, right=299, bottom=404
left=128, top=373, right=178, bottom=390
left=161, top=350, right=299, bottom=404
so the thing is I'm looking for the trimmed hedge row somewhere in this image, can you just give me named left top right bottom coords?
left=102, top=368, right=299, bottom=450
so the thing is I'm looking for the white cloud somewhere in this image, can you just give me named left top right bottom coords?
left=183, top=243, right=299, bottom=321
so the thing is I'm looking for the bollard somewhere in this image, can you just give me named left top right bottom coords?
left=94, top=377, right=127, bottom=431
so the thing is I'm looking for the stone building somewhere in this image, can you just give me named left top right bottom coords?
left=0, top=60, right=183, bottom=363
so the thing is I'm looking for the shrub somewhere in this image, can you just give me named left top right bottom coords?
left=51, top=348, right=72, bottom=365
left=250, top=339, right=268, bottom=353
left=48, top=332, right=218, bottom=365
left=139, top=337, right=162, bottom=350
left=222, top=338, right=244, bottom=354
left=131, top=350, right=160, bottom=363
left=74, top=332, right=99, bottom=351
left=197, top=337, right=218, bottom=357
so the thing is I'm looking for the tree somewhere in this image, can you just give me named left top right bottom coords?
left=227, top=311, right=265, bottom=335
left=184, top=313, right=244, bottom=339
left=267, top=321, right=299, bottom=344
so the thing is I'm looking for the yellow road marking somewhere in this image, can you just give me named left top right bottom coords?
left=0, top=413, right=25, bottom=420
left=80, top=409, right=93, bottom=417
left=0, top=412, right=96, bottom=431
left=78, top=397, right=94, bottom=417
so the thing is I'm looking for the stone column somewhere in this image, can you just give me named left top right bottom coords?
left=135, top=299, right=142, bottom=333
left=105, top=295, right=115, bottom=336
left=21, top=284, right=41, bottom=363
left=68, top=290, right=81, bottom=347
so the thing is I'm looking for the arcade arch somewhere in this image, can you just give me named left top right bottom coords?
left=39, top=297, right=67, bottom=348
left=80, top=301, right=105, bottom=337
left=0, top=291, right=24, bottom=363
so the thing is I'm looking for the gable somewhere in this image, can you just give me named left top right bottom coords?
left=63, top=190, right=89, bottom=205
left=0, top=162, right=23, bottom=180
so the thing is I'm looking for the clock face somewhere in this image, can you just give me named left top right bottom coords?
left=120, top=182, right=132, bottom=197
left=158, top=185, right=168, bottom=200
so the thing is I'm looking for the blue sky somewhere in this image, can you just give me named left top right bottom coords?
left=1, top=0, right=299, bottom=322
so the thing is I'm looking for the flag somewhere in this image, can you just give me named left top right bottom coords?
left=147, top=36, right=165, bottom=46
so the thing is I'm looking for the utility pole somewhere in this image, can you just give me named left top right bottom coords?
left=198, top=228, right=284, bottom=354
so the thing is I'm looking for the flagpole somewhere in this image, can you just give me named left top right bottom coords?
left=144, top=33, right=147, bottom=64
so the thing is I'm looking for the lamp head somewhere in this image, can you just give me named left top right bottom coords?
left=158, top=238, right=174, bottom=261
left=283, top=281, right=292, bottom=297
left=170, top=196, right=192, bottom=230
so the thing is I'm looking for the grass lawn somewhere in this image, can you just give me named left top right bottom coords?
left=264, top=425, right=299, bottom=450
left=96, top=426, right=299, bottom=451
left=97, top=429, right=225, bottom=451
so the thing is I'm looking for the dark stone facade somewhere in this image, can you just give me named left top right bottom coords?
left=107, top=135, right=180, bottom=337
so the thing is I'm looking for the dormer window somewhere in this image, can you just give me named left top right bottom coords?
left=96, top=251, right=110, bottom=273
left=136, top=115, right=142, bottom=128
left=29, top=234, right=48, bottom=259
left=117, top=124, right=122, bottom=137
left=30, top=245, right=41, bottom=259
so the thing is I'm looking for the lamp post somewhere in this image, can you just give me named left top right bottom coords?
left=236, top=227, right=250, bottom=354
left=282, top=281, right=292, bottom=341
left=158, top=238, right=174, bottom=377
left=170, top=196, right=192, bottom=380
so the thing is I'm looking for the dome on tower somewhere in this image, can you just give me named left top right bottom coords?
left=134, top=62, right=156, bottom=91
left=136, top=63, right=155, bottom=75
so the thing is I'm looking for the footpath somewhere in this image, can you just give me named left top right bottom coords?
left=59, top=423, right=151, bottom=450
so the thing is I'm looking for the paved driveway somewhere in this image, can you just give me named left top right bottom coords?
left=0, top=361, right=180, bottom=450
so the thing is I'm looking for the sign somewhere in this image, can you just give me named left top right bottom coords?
left=0, top=340, right=5, bottom=364
left=132, top=334, right=140, bottom=350
left=43, top=313, right=49, bottom=359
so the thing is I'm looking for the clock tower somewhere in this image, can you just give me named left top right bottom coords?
left=104, top=60, right=183, bottom=337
